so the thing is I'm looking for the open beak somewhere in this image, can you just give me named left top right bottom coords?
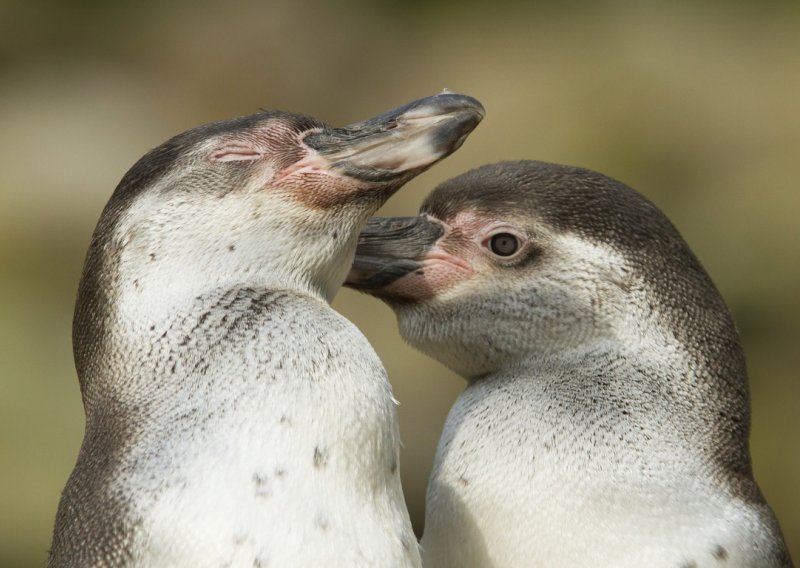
left=303, top=93, right=484, bottom=183
left=345, top=216, right=445, bottom=291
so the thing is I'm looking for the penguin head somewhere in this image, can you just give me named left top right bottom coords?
left=347, top=160, right=735, bottom=379
left=80, top=94, right=484, bottom=328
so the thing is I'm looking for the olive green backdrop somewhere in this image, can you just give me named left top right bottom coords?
left=1, top=1, right=798, bottom=566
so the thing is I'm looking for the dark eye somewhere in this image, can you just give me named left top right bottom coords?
left=489, top=233, right=519, bottom=256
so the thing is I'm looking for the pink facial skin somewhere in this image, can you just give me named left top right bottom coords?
left=381, top=243, right=474, bottom=300
left=380, top=211, right=530, bottom=301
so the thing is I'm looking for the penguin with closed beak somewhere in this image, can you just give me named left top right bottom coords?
left=49, top=94, right=484, bottom=567
left=346, top=160, right=792, bottom=568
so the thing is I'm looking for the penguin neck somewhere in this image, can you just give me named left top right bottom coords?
left=106, top=186, right=366, bottom=319
left=72, top=193, right=366, bottom=409
left=116, top=264, right=330, bottom=326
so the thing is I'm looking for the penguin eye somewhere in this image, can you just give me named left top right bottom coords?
left=210, top=145, right=264, bottom=162
left=488, top=233, right=519, bottom=257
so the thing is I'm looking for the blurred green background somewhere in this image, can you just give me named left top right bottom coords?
left=1, top=0, right=798, bottom=565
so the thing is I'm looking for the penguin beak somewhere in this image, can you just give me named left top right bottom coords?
left=345, top=216, right=445, bottom=291
left=303, top=93, right=484, bottom=182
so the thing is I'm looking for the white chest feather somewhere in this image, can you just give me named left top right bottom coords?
left=421, top=363, right=781, bottom=568
left=103, top=289, right=419, bottom=567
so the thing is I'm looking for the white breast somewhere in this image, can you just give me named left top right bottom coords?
left=109, top=290, right=420, bottom=568
left=421, top=357, right=779, bottom=568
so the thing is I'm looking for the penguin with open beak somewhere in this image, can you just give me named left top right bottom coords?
left=346, top=160, right=792, bottom=568
left=49, top=94, right=483, bottom=567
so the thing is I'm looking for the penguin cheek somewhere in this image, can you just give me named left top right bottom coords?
left=269, top=166, right=391, bottom=212
left=382, top=259, right=472, bottom=301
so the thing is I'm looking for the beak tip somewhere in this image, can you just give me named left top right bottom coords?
left=409, top=92, right=485, bottom=121
left=306, top=92, right=484, bottom=183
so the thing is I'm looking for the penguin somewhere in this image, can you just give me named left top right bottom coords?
left=345, top=161, right=793, bottom=568
left=49, top=93, right=484, bottom=567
